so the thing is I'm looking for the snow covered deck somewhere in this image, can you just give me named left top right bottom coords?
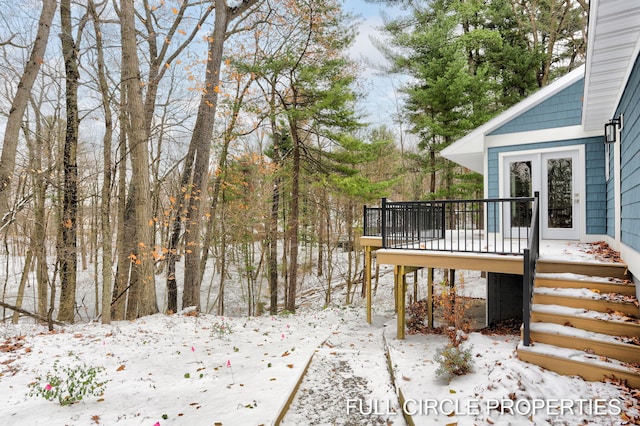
left=361, top=235, right=636, bottom=327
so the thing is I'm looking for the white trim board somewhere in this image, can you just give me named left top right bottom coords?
left=486, top=126, right=601, bottom=149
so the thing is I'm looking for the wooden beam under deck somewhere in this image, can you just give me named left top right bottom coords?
left=377, top=249, right=524, bottom=275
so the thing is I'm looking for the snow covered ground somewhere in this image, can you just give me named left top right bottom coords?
left=0, top=243, right=639, bottom=425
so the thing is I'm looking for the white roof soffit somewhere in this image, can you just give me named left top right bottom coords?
left=441, top=66, right=585, bottom=175
left=582, top=0, right=640, bottom=131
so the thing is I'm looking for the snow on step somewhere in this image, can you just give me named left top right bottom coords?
left=530, top=322, right=621, bottom=344
left=517, top=342, right=639, bottom=378
left=536, top=272, right=628, bottom=283
left=529, top=322, right=640, bottom=364
left=531, top=304, right=639, bottom=323
left=535, top=272, right=637, bottom=295
left=534, top=286, right=638, bottom=304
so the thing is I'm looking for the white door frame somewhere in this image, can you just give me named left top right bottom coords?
left=541, top=150, right=580, bottom=239
left=500, top=145, right=585, bottom=240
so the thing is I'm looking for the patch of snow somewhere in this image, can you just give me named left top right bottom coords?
left=529, top=322, right=621, bottom=344
left=534, top=286, right=602, bottom=299
left=536, top=272, right=630, bottom=284
left=532, top=303, right=638, bottom=323
left=0, top=254, right=637, bottom=425
left=517, top=342, right=635, bottom=373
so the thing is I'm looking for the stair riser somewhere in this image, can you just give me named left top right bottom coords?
left=517, top=349, right=640, bottom=389
left=536, top=262, right=629, bottom=279
left=533, top=294, right=639, bottom=317
left=535, top=278, right=636, bottom=296
left=529, top=331, right=640, bottom=364
left=531, top=311, right=640, bottom=337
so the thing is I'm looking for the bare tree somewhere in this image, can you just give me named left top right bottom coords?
left=179, top=0, right=262, bottom=311
left=0, top=0, right=57, bottom=223
left=120, top=0, right=158, bottom=317
left=57, top=0, right=80, bottom=323
left=88, top=0, right=114, bottom=324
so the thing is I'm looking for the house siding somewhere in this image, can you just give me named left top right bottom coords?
left=585, top=139, right=607, bottom=234
left=487, top=137, right=605, bottom=234
left=607, top=146, right=615, bottom=238
left=618, top=54, right=640, bottom=250
left=489, top=80, right=584, bottom=135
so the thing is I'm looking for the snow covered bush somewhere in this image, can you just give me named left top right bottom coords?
left=434, top=343, right=473, bottom=377
left=28, top=359, right=107, bottom=406
left=211, top=318, right=233, bottom=339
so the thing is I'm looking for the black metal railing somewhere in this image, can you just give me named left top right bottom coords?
left=366, top=197, right=535, bottom=255
left=381, top=199, right=446, bottom=248
left=522, top=192, right=540, bottom=346
left=363, top=205, right=382, bottom=237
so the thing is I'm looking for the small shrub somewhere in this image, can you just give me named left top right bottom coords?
left=437, top=287, right=471, bottom=347
left=211, top=319, right=233, bottom=339
left=434, top=343, right=474, bottom=378
left=28, top=359, right=107, bottom=405
left=433, top=273, right=474, bottom=379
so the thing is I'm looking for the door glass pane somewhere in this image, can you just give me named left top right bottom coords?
left=547, top=158, right=572, bottom=228
left=510, top=161, right=531, bottom=227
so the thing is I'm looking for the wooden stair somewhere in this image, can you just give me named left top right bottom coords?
left=518, top=259, right=640, bottom=388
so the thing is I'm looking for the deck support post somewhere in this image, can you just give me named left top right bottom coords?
left=365, top=246, right=372, bottom=324
left=413, top=270, right=418, bottom=303
left=393, top=267, right=397, bottom=313
left=427, top=267, right=434, bottom=328
left=396, top=265, right=406, bottom=339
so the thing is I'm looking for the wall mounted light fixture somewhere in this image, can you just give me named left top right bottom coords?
left=604, top=115, right=623, bottom=143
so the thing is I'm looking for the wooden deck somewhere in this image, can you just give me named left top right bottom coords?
left=360, top=236, right=524, bottom=339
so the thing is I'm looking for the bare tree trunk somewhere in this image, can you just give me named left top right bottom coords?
left=324, top=195, right=332, bottom=306
left=57, top=0, right=79, bottom=323
left=317, top=189, right=326, bottom=278
left=112, top=106, right=129, bottom=321
left=182, top=1, right=230, bottom=310
left=345, top=201, right=354, bottom=305
left=27, top=104, right=50, bottom=319
left=120, top=0, right=157, bottom=317
left=13, top=250, right=33, bottom=323
left=268, top=137, right=281, bottom=314
left=181, top=0, right=261, bottom=310
left=89, top=0, right=113, bottom=324
left=286, top=119, right=301, bottom=313
left=0, top=0, right=57, bottom=219
left=217, top=224, right=227, bottom=316
left=2, top=300, right=63, bottom=326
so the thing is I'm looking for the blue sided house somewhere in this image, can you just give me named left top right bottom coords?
left=433, top=0, right=640, bottom=386
left=442, top=0, right=640, bottom=280
left=361, top=0, right=640, bottom=386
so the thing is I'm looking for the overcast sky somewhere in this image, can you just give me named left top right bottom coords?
left=341, top=0, right=408, bottom=131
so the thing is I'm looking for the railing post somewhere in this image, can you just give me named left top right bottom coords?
left=522, top=248, right=531, bottom=346
left=440, top=202, right=445, bottom=239
left=381, top=198, right=387, bottom=248
left=363, top=204, right=368, bottom=236
left=522, top=191, right=540, bottom=347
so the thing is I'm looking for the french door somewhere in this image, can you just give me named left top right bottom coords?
left=504, top=149, right=581, bottom=240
